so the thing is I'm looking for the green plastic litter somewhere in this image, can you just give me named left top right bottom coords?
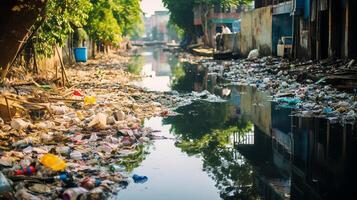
left=315, top=77, right=326, bottom=84
left=41, top=85, right=51, bottom=90
left=277, top=97, right=302, bottom=105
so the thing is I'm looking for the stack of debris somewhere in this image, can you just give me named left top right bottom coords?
left=0, top=52, right=171, bottom=199
left=188, top=56, right=357, bottom=123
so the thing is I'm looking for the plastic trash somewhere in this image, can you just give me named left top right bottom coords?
left=0, top=172, right=12, bottom=193
left=54, top=172, right=77, bottom=187
left=109, top=164, right=125, bottom=173
left=11, top=119, right=30, bottom=130
left=28, top=183, right=52, bottom=194
left=247, top=49, right=259, bottom=60
left=73, top=90, right=83, bottom=97
left=88, top=113, right=107, bottom=129
left=84, top=96, right=96, bottom=105
left=56, top=146, right=71, bottom=156
left=114, top=110, right=125, bottom=121
left=50, top=105, right=68, bottom=115
left=79, top=177, right=102, bottom=190
left=15, top=166, right=36, bottom=175
left=132, top=174, right=148, bottom=184
left=322, top=107, right=333, bottom=114
left=277, top=97, right=301, bottom=105
left=39, top=154, right=67, bottom=171
left=70, top=151, right=83, bottom=161
left=62, top=187, right=89, bottom=200
left=315, top=77, right=326, bottom=84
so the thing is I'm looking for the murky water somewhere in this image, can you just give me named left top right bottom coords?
left=115, top=47, right=357, bottom=200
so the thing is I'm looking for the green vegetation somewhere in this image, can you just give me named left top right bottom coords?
left=33, top=0, right=92, bottom=57
left=128, top=55, right=145, bottom=75
left=33, top=0, right=143, bottom=57
left=162, top=0, right=195, bottom=38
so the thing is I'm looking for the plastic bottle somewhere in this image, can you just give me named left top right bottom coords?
left=62, top=187, right=88, bottom=200
left=14, top=166, right=36, bottom=175
left=0, top=172, right=12, bottom=193
left=39, top=153, right=67, bottom=171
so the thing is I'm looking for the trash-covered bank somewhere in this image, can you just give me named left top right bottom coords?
left=0, top=51, right=174, bottom=199
left=187, top=55, right=357, bottom=123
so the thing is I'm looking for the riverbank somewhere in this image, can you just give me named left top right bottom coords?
left=176, top=51, right=357, bottom=124
left=0, top=49, right=172, bottom=199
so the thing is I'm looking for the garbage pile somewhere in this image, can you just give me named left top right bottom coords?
left=193, top=56, right=357, bottom=123
left=0, top=53, right=170, bottom=199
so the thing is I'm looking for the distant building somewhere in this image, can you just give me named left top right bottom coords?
left=144, top=11, right=170, bottom=41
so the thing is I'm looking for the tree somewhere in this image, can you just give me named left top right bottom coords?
left=162, top=0, right=196, bottom=42
left=86, top=0, right=121, bottom=49
left=0, top=0, right=47, bottom=81
left=113, top=0, right=143, bottom=38
left=34, top=0, right=92, bottom=57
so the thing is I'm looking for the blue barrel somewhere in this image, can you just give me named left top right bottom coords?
left=74, top=47, right=87, bottom=62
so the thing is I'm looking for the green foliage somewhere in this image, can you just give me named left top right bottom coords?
left=162, top=0, right=195, bottom=36
left=33, top=0, right=143, bottom=57
left=128, top=55, right=145, bottom=75
left=167, top=22, right=184, bottom=41
left=33, top=0, right=92, bottom=57
left=112, top=0, right=143, bottom=37
left=86, top=0, right=122, bottom=45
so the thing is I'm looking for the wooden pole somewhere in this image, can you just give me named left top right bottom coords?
left=4, top=96, right=12, bottom=121
left=55, top=46, right=70, bottom=87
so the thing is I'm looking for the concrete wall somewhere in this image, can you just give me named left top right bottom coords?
left=240, top=6, right=273, bottom=56
left=221, top=7, right=273, bottom=56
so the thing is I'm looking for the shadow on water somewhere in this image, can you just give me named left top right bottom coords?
left=118, top=48, right=357, bottom=200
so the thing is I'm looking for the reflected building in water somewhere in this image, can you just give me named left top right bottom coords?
left=226, top=85, right=357, bottom=200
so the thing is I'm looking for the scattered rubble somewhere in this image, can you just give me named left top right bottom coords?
left=0, top=52, right=174, bottom=199
left=187, top=56, right=357, bottom=123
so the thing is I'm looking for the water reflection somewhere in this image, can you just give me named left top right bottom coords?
left=169, top=101, right=259, bottom=200
left=121, top=48, right=357, bottom=200
left=129, top=47, right=178, bottom=91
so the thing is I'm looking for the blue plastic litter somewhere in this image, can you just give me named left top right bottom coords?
left=74, top=47, right=87, bottom=62
left=132, top=174, right=148, bottom=184
left=322, top=107, right=333, bottom=114
left=277, top=97, right=301, bottom=105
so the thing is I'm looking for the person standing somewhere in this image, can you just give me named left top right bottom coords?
left=222, top=24, right=231, bottom=34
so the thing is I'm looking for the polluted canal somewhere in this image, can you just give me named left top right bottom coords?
left=114, top=47, right=357, bottom=200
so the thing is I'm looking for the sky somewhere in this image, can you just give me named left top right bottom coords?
left=141, top=0, right=168, bottom=16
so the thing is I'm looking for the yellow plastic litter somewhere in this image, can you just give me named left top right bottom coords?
left=76, top=111, right=84, bottom=120
left=39, top=153, right=67, bottom=171
left=84, top=96, right=96, bottom=105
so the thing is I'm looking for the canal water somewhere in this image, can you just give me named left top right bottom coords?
left=114, top=47, right=357, bottom=200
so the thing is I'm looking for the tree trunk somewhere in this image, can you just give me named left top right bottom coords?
left=0, top=0, right=47, bottom=82
left=200, top=4, right=211, bottom=48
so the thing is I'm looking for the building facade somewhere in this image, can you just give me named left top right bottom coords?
left=144, top=11, right=170, bottom=41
